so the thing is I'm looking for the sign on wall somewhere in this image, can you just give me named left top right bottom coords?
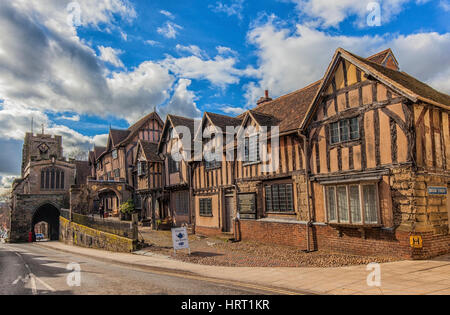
left=428, top=187, right=447, bottom=195
left=171, top=227, right=190, bottom=254
left=410, top=235, right=423, bottom=249
left=238, top=193, right=257, bottom=219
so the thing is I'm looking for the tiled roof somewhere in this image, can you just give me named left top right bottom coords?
left=250, top=81, right=322, bottom=133
left=168, top=114, right=196, bottom=138
left=366, top=48, right=392, bottom=65
left=110, top=129, right=130, bottom=146
left=93, top=146, right=106, bottom=158
left=139, top=140, right=161, bottom=162
left=206, top=112, right=243, bottom=131
left=346, top=49, right=450, bottom=108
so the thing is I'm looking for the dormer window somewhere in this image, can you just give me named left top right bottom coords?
left=112, top=149, right=118, bottom=159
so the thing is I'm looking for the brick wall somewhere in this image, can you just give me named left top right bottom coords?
left=237, top=219, right=449, bottom=259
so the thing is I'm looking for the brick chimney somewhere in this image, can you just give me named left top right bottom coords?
left=257, top=90, right=272, bottom=106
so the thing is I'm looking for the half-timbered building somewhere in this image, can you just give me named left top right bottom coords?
left=135, top=140, right=163, bottom=225
left=192, top=112, right=242, bottom=235
left=157, top=114, right=196, bottom=227
left=190, top=48, right=449, bottom=259
left=87, top=111, right=163, bottom=216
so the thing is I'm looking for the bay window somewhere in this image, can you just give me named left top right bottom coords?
left=325, top=183, right=379, bottom=225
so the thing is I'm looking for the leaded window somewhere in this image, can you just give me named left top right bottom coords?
left=199, top=198, right=212, bottom=216
left=330, top=117, right=360, bottom=144
left=265, top=183, right=294, bottom=213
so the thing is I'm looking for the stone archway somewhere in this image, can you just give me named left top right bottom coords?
left=98, top=189, right=122, bottom=216
left=31, top=203, right=60, bottom=241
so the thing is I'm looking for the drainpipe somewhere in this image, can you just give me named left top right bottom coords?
left=299, top=132, right=313, bottom=253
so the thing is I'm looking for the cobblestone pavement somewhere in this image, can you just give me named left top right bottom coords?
left=138, top=228, right=401, bottom=268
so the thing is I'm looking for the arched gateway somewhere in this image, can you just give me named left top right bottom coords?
left=31, top=203, right=60, bottom=241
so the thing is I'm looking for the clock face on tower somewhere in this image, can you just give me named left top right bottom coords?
left=38, top=142, right=49, bottom=153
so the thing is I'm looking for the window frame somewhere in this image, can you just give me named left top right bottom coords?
left=264, top=182, right=295, bottom=214
left=324, top=181, right=380, bottom=226
left=40, top=167, right=65, bottom=191
left=199, top=198, right=213, bottom=217
left=243, top=134, right=260, bottom=166
left=168, top=155, right=180, bottom=174
left=112, top=149, right=118, bottom=160
left=329, top=117, right=360, bottom=145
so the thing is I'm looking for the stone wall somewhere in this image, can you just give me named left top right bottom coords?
left=9, top=193, right=67, bottom=242
left=59, top=217, right=136, bottom=253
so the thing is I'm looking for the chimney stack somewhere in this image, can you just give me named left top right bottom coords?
left=257, top=89, right=272, bottom=106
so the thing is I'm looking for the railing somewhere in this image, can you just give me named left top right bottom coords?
left=71, top=213, right=137, bottom=240
left=60, top=208, right=71, bottom=220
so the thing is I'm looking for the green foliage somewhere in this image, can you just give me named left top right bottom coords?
left=120, top=199, right=134, bottom=215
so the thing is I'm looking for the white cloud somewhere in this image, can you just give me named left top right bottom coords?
left=145, top=39, right=160, bottom=46
left=98, top=46, right=125, bottom=68
left=221, top=106, right=246, bottom=115
left=216, top=46, right=238, bottom=56
left=161, top=55, right=244, bottom=87
left=157, top=21, right=182, bottom=39
left=159, top=79, right=202, bottom=119
left=93, top=134, right=109, bottom=147
left=210, top=0, right=244, bottom=20
left=120, top=31, right=128, bottom=41
left=440, top=0, right=450, bottom=11
left=160, top=10, right=174, bottom=19
left=60, top=114, right=81, bottom=122
left=288, top=0, right=428, bottom=28
left=244, top=18, right=450, bottom=105
left=176, top=44, right=207, bottom=58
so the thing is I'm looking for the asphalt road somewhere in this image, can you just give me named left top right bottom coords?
left=0, top=243, right=283, bottom=295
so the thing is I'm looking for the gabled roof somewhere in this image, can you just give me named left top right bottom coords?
left=348, top=50, right=450, bottom=108
left=299, top=48, right=450, bottom=130
left=205, top=112, right=243, bottom=132
left=137, top=140, right=162, bottom=162
left=110, top=129, right=130, bottom=147
left=157, top=114, right=196, bottom=154
left=93, top=146, right=106, bottom=159
left=366, top=48, right=398, bottom=68
left=120, top=111, right=164, bottom=146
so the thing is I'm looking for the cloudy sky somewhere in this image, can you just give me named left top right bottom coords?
left=0, top=0, right=449, bottom=193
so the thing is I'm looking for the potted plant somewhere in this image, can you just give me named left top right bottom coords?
left=119, top=199, right=134, bottom=221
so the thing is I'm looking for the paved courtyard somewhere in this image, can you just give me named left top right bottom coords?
left=138, top=228, right=400, bottom=267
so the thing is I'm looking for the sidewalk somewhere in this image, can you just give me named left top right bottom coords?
left=38, top=241, right=450, bottom=295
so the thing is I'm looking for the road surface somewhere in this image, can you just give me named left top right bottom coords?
left=0, top=243, right=290, bottom=295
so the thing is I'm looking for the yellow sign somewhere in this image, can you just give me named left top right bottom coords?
left=410, top=235, right=423, bottom=249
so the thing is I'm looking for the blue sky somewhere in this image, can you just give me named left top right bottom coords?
left=0, top=0, right=449, bottom=187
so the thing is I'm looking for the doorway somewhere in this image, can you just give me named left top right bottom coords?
left=31, top=204, right=60, bottom=241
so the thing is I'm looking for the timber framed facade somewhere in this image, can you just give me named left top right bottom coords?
left=190, top=48, right=450, bottom=259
